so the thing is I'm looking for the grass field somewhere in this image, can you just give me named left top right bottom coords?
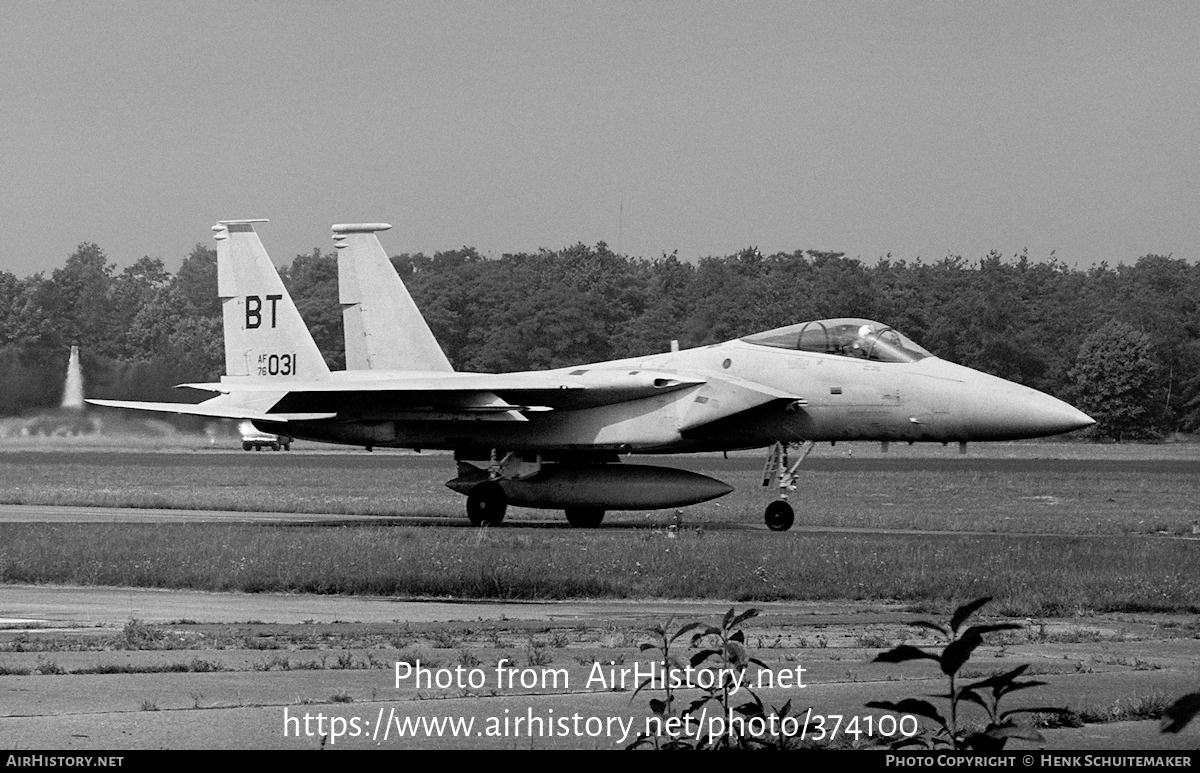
left=0, top=439, right=1196, bottom=616
left=0, top=522, right=1193, bottom=616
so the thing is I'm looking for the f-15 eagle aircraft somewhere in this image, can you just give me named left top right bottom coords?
left=91, top=220, right=1094, bottom=531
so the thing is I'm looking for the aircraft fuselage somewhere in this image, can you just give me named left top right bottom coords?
left=274, top=338, right=1090, bottom=455
left=92, top=221, right=1094, bottom=530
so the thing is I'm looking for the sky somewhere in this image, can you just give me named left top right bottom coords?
left=1, top=1, right=1198, bottom=276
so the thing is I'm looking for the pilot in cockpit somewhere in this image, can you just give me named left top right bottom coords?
left=851, top=324, right=876, bottom=358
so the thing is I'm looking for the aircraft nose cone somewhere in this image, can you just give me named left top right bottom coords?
left=961, top=377, right=1096, bottom=439
left=1019, top=393, right=1096, bottom=436
left=922, top=360, right=1096, bottom=440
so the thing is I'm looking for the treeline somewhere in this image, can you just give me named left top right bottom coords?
left=1, top=241, right=1194, bottom=440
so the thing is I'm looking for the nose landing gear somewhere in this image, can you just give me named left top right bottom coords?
left=764, top=500, right=794, bottom=531
left=761, top=440, right=814, bottom=531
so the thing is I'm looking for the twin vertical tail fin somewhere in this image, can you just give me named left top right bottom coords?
left=213, top=219, right=451, bottom=383
left=215, top=220, right=330, bottom=382
left=333, top=223, right=454, bottom=372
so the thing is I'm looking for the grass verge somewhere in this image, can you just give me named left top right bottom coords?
left=0, top=523, right=1194, bottom=615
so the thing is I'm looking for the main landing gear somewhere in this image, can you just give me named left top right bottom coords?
left=564, top=507, right=605, bottom=528
left=460, top=451, right=610, bottom=528
left=464, top=483, right=606, bottom=528
left=466, top=480, right=507, bottom=527
left=466, top=450, right=513, bottom=526
left=761, top=440, right=814, bottom=531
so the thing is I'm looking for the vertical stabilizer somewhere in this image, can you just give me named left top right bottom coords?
left=333, top=223, right=454, bottom=372
left=215, top=220, right=330, bottom=381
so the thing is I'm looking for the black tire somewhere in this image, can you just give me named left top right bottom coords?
left=271, top=442, right=280, bottom=451
left=564, top=507, right=605, bottom=528
left=765, top=500, right=794, bottom=532
left=466, top=481, right=507, bottom=527
left=283, top=443, right=291, bottom=451
left=254, top=445, right=261, bottom=452
left=242, top=442, right=252, bottom=451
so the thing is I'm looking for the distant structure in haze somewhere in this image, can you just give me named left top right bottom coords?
left=62, top=345, right=84, bottom=410
left=0, top=345, right=96, bottom=438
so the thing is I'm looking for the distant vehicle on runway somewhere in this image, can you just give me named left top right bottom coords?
left=238, top=421, right=291, bottom=452
left=92, top=220, right=1094, bottom=531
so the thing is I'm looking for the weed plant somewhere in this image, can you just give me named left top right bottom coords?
left=866, top=597, right=1066, bottom=750
left=1162, top=693, right=1200, bottom=733
left=628, top=608, right=800, bottom=750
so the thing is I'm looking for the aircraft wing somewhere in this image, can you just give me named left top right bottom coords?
left=177, top=368, right=707, bottom=413
left=93, top=368, right=796, bottom=428
left=181, top=373, right=584, bottom=393
left=675, top=373, right=805, bottom=433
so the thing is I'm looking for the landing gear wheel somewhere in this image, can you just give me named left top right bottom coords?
left=467, top=482, right=507, bottom=527
left=564, top=507, right=605, bottom=528
left=271, top=442, right=280, bottom=451
left=242, top=442, right=252, bottom=451
left=764, top=501, right=794, bottom=532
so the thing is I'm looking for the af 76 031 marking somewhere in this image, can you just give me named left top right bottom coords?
left=256, top=352, right=296, bottom=376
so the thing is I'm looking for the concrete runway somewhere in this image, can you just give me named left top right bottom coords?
left=0, top=502, right=386, bottom=524
left=6, top=445, right=1200, bottom=538
left=1, top=584, right=1198, bottom=750
left=0, top=584, right=874, bottom=628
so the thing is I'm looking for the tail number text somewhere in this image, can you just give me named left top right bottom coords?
left=257, top=353, right=296, bottom=376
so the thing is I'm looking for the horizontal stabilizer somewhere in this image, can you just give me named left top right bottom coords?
left=86, top=399, right=335, bottom=423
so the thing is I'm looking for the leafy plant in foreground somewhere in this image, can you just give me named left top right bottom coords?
left=627, top=617, right=705, bottom=749
left=1161, top=692, right=1200, bottom=734
left=685, top=607, right=770, bottom=749
left=628, top=607, right=784, bottom=749
left=867, top=597, right=1064, bottom=750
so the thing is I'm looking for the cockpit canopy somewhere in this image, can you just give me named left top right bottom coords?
left=741, top=318, right=932, bottom=363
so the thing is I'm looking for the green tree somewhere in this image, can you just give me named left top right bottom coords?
left=610, top=252, right=695, bottom=356
left=43, top=243, right=115, bottom=350
left=1069, top=320, right=1161, bottom=440
left=123, top=286, right=222, bottom=382
left=174, top=245, right=219, bottom=317
left=0, top=271, right=30, bottom=347
left=401, top=247, right=486, bottom=369
left=107, top=256, right=171, bottom=359
left=279, top=249, right=343, bottom=369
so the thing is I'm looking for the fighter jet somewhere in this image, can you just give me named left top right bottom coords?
left=90, top=220, right=1095, bottom=531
